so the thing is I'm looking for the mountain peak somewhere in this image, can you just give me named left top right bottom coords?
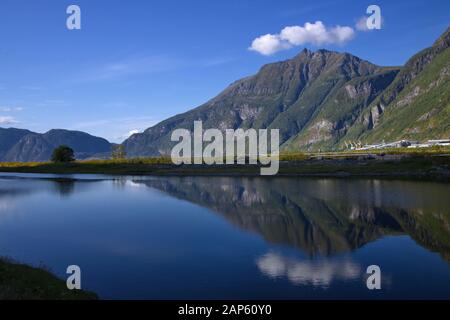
left=293, top=47, right=332, bottom=59
left=296, top=47, right=312, bottom=56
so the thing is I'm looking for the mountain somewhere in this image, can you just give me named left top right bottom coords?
left=0, top=129, right=112, bottom=162
left=0, top=128, right=34, bottom=160
left=124, top=27, right=449, bottom=155
left=337, top=26, right=450, bottom=146
left=124, top=49, right=399, bottom=155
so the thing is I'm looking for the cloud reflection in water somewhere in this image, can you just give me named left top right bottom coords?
left=257, top=252, right=361, bottom=287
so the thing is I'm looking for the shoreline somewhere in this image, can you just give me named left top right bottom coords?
left=1, top=154, right=449, bottom=182
left=0, top=258, right=97, bottom=300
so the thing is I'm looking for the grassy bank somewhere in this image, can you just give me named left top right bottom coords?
left=0, top=258, right=97, bottom=300
left=0, top=151, right=449, bottom=180
left=307, top=145, right=450, bottom=157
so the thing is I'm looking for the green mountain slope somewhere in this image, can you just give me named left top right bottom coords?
left=282, top=68, right=398, bottom=151
left=337, top=26, right=450, bottom=146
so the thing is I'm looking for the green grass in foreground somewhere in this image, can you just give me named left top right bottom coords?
left=0, top=258, right=97, bottom=300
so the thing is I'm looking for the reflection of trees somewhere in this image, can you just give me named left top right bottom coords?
left=136, top=177, right=450, bottom=262
left=112, top=177, right=128, bottom=189
left=52, top=179, right=75, bottom=197
left=0, top=176, right=100, bottom=200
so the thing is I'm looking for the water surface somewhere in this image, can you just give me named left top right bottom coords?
left=0, top=173, right=449, bottom=299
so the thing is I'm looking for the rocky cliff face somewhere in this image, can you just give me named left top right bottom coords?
left=341, top=26, right=450, bottom=145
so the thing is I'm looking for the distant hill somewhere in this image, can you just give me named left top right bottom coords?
left=0, top=128, right=34, bottom=160
left=0, top=128, right=112, bottom=162
left=123, top=26, right=449, bottom=154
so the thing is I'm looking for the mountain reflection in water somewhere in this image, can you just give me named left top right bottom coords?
left=136, top=177, right=450, bottom=262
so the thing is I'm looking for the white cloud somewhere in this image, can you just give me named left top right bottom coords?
left=35, top=100, right=69, bottom=108
left=82, top=55, right=183, bottom=82
left=201, top=56, right=236, bottom=67
left=330, top=26, right=355, bottom=43
left=126, top=129, right=140, bottom=137
left=20, top=86, right=43, bottom=91
left=0, top=106, right=23, bottom=112
left=249, top=34, right=292, bottom=56
left=355, top=16, right=384, bottom=31
left=113, top=129, right=142, bottom=143
left=0, top=116, right=19, bottom=125
left=249, top=21, right=355, bottom=55
left=355, top=16, right=369, bottom=31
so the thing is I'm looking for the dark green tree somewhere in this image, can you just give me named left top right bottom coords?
left=51, top=145, right=75, bottom=163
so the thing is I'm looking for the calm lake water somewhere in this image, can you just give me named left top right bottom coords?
left=0, top=173, right=450, bottom=299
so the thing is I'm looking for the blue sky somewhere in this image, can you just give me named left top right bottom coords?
left=0, top=0, right=448, bottom=142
